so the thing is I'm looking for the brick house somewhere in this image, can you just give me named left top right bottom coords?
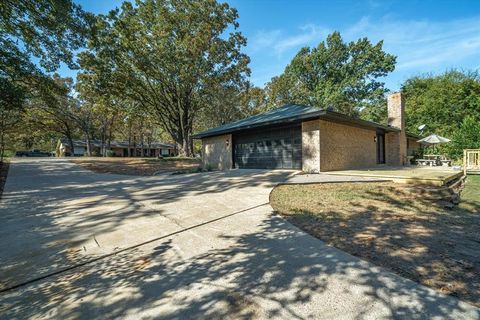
left=57, top=139, right=177, bottom=157
left=193, top=92, right=422, bottom=172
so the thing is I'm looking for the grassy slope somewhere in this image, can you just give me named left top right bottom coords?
left=270, top=178, right=480, bottom=306
left=461, top=175, right=480, bottom=204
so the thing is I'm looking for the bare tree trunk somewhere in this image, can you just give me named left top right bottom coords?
left=0, top=111, right=5, bottom=163
left=0, top=125, right=5, bottom=163
left=67, top=136, right=75, bottom=157
left=139, top=118, right=144, bottom=157
left=101, top=132, right=106, bottom=157
left=85, top=134, right=92, bottom=156
left=107, top=123, right=113, bottom=151
left=127, top=124, right=132, bottom=157
left=133, top=135, right=137, bottom=157
left=175, top=125, right=193, bottom=157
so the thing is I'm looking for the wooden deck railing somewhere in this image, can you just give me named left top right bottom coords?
left=464, top=149, right=480, bottom=175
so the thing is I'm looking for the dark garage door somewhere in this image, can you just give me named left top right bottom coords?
left=233, top=125, right=302, bottom=169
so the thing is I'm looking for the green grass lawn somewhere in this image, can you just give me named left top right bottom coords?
left=461, top=175, right=480, bottom=204
left=270, top=177, right=480, bottom=306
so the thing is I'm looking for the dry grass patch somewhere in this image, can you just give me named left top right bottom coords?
left=270, top=177, right=480, bottom=306
left=72, top=157, right=201, bottom=176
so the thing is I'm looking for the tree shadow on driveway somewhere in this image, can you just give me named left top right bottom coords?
left=0, top=160, right=478, bottom=319
left=0, top=159, right=293, bottom=291
left=1, top=214, right=478, bottom=319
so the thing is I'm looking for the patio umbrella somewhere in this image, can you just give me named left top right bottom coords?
left=417, top=134, right=451, bottom=153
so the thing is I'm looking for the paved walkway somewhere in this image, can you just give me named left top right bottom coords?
left=0, top=159, right=478, bottom=319
left=284, top=173, right=389, bottom=184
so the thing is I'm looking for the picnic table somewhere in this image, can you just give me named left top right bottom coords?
left=440, top=159, right=452, bottom=166
left=415, top=154, right=452, bottom=167
left=416, top=159, right=437, bottom=166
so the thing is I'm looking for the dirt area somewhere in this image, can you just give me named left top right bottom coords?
left=72, top=157, right=201, bottom=176
left=0, top=161, right=9, bottom=199
left=270, top=176, right=480, bottom=306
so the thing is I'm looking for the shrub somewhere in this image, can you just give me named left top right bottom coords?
left=2, top=150, right=15, bottom=158
left=105, top=150, right=116, bottom=157
left=446, top=116, right=480, bottom=160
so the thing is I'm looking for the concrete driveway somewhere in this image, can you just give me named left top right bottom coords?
left=0, top=158, right=478, bottom=319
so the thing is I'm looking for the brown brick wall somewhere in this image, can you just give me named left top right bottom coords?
left=319, top=120, right=377, bottom=171
left=301, top=120, right=321, bottom=173
left=407, top=137, right=421, bottom=156
left=201, top=134, right=232, bottom=170
left=111, top=147, right=124, bottom=157
left=386, top=132, right=401, bottom=166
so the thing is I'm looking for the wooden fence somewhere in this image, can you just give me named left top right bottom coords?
left=464, top=149, right=480, bottom=175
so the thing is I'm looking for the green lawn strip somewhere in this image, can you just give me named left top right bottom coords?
left=461, top=175, right=480, bottom=204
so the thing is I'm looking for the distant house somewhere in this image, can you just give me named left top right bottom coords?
left=193, top=92, right=421, bottom=171
left=57, top=138, right=177, bottom=157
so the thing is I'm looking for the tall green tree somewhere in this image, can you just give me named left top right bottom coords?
left=447, top=116, right=480, bottom=159
left=0, top=0, right=92, bottom=157
left=79, top=0, right=250, bottom=156
left=402, top=70, right=480, bottom=158
left=265, top=32, right=396, bottom=116
left=22, top=75, right=80, bottom=155
left=196, top=83, right=267, bottom=132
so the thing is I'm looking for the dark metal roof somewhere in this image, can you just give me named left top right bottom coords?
left=193, top=104, right=400, bottom=139
left=59, top=138, right=175, bottom=149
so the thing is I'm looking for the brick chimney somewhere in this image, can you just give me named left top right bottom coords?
left=387, top=92, right=407, bottom=165
left=387, top=92, right=405, bottom=130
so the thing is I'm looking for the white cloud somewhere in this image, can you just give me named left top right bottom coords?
left=249, top=24, right=330, bottom=56
left=343, top=16, right=480, bottom=71
left=249, top=29, right=281, bottom=52
left=247, top=15, right=480, bottom=88
left=273, top=24, right=330, bottom=54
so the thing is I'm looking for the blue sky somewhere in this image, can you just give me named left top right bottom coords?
left=66, top=0, right=480, bottom=90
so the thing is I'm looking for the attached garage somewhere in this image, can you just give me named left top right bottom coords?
left=233, top=125, right=302, bottom=169
left=194, top=100, right=411, bottom=171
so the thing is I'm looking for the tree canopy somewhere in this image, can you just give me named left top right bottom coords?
left=403, top=70, right=480, bottom=158
left=2, top=0, right=479, bottom=162
left=0, top=0, right=92, bottom=159
left=79, top=0, right=250, bottom=156
left=265, top=32, right=396, bottom=116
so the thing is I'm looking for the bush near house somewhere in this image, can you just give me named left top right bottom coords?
left=403, top=70, right=480, bottom=160
left=105, top=150, right=116, bottom=157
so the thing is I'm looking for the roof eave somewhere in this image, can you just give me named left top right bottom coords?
left=193, top=108, right=402, bottom=140
left=321, top=110, right=400, bottom=133
left=192, top=110, right=327, bottom=139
